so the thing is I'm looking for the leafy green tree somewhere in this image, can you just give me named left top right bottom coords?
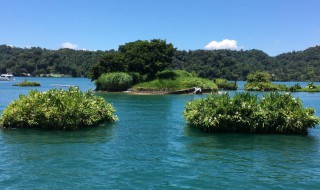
left=89, top=52, right=126, bottom=80
left=247, top=71, right=271, bottom=82
left=119, top=39, right=175, bottom=77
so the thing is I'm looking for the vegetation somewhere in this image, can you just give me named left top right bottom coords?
left=244, top=82, right=288, bottom=91
left=89, top=39, right=176, bottom=80
left=0, top=87, right=117, bottom=130
left=244, top=71, right=288, bottom=91
left=132, top=70, right=218, bottom=92
left=290, top=82, right=320, bottom=92
left=13, top=79, right=41, bottom=87
left=213, top=78, right=237, bottom=90
left=2, top=43, right=320, bottom=81
left=0, top=45, right=106, bottom=77
left=246, top=71, right=271, bottom=83
left=171, top=46, right=320, bottom=81
left=95, top=72, right=133, bottom=91
left=184, top=92, right=319, bottom=134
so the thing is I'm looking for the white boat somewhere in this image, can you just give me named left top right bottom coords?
left=0, top=74, right=15, bottom=81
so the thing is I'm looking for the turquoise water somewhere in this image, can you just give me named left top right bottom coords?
left=1, top=78, right=320, bottom=189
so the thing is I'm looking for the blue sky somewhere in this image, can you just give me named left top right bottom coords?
left=1, top=0, right=319, bottom=56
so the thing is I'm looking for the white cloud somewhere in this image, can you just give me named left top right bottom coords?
left=205, top=39, right=238, bottom=50
left=62, top=42, right=78, bottom=49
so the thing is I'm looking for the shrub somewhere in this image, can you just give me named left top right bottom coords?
left=306, top=82, right=317, bottom=89
left=244, top=82, right=288, bottom=91
left=129, top=72, right=145, bottom=85
left=289, top=83, right=302, bottom=92
left=95, top=72, right=133, bottom=91
left=0, top=87, right=117, bottom=130
left=13, top=79, right=41, bottom=87
left=184, top=92, right=319, bottom=134
left=213, top=78, right=238, bottom=90
left=247, top=71, right=271, bottom=83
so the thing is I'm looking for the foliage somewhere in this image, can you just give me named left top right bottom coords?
left=244, top=82, right=288, bottom=91
left=306, top=82, right=317, bottom=89
left=171, top=46, right=320, bottom=81
left=292, top=82, right=320, bottom=92
left=132, top=70, right=218, bottom=92
left=289, top=83, right=302, bottom=92
left=244, top=71, right=287, bottom=91
left=95, top=72, right=133, bottom=91
left=213, top=78, right=237, bottom=90
left=89, top=39, right=176, bottom=80
left=0, top=87, right=117, bottom=130
left=184, top=92, right=319, bottom=134
left=88, top=51, right=126, bottom=80
left=13, top=79, right=41, bottom=87
left=0, top=45, right=106, bottom=77
left=2, top=44, right=320, bottom=81
left=247, top=71, right=271, bottom=83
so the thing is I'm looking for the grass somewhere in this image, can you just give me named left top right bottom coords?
left=132, top=70, right=218, bottom=92
left=13, top=79, right=41, bottom=87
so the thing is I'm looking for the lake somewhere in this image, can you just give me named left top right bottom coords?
left=1, top=77, right=320, bottom=189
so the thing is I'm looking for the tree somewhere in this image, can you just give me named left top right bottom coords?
left=88, top=51, right=125, bottom=80
left=88, top=39, right=175, bottom=80
left=247, top=71, right=271, bottom=83
left=119, top=39, right=175, bottom=77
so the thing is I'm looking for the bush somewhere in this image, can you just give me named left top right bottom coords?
left=247, top=71, right=271, bottom=83
left=13, top=79, right=41, bottom=87
left=213, top=78, right=238, bottom=90
left=0, top=87, right=117, bottom=130
left=184, top=92, right=319, bottom=134
left=244, top=82, right=288, bottom=91
left=95, top=72, right=133, bottom=91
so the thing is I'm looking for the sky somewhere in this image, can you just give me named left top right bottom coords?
left=0, top=0, right=320, bottom=56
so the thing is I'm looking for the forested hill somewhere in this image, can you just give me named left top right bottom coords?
left=0, top=45, right=107, bottom=77
left=1, top=44, right=320, bottom=81
left=171, top=46, right=320, bottom=81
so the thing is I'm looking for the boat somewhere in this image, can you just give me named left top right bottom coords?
left=0, top=74, right=15, bottom=81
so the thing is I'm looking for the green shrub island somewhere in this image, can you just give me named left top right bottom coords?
left=244, top=71, right=288, bottom=91
left=95, top=72, right=133, bottom=91
left=132, top=70, right=218, bottom=92
left=13, top=79, right=41, bottom=87
left=0, top=87, right=117, bottom=130
left=184, top=92, right=319, bottom=134
left=213, top=78, right=237, bottom=90
left=290, top=82, right=320, bottom=92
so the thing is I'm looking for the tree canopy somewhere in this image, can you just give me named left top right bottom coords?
left=1, top=42, right=320, bottom=81
left=89, top=39, right=176, bottom=80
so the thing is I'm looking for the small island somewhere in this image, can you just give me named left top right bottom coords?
left=0, top=87, right=117, bottom=130
left=13, top=79, right=41, bottom=87
left=90, top=39, right=224, bottom=94
left=184, top=92, right=319, bottom=134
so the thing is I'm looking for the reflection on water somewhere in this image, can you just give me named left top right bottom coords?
left=0, top=123, right=115, bottom=144
left=183, top=125, right=320, bottom=188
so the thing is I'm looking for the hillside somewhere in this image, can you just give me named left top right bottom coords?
left=1, top=44, right=320, bottom=81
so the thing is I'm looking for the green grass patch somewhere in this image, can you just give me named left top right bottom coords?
left=132, top=70, right=218, bottom=92
left=13, top=79, right=41, bottom=87
left=0, top=87, right=117, bottom=130
left=184, top=92, right=319, bottom=134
